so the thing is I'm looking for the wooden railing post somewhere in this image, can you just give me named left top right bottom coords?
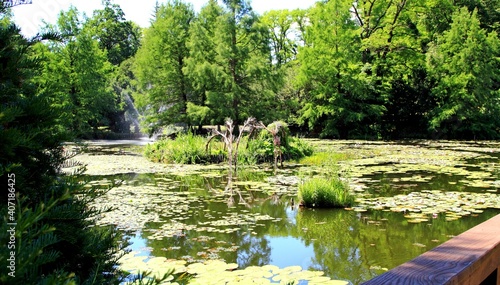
left=497, top=264, right=500, bottom=285
left=362, top=214, right=500, bottom=285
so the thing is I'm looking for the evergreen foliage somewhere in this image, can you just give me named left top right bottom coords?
left=4, top=0, right=499, bottom=142
left=297, top=0, right=385, bottom=138
left=0, top=5, right=127, bottom=283
left=427, top=7, right=500, bottom=138
left=34, top=6, right=116, bottom=136
left=183, top=0, right=276, bottom=130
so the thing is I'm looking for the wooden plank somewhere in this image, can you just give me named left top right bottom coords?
left=362, top=214, right=500, bottom=285
left=497, top=265, right=500, bottom=283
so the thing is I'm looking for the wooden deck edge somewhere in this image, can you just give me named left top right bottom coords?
left=362, top=213, right=500, bottom=285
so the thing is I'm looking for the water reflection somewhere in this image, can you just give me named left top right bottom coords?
left=106, top=171, right=498, bottom=284
left=82, top=141, right=500, bottom=284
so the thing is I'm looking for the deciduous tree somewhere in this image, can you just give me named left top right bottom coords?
left=134, top=0, right=194, bottom=135
left=85, top=0, right=141, bottom=66
left=297, top=0, right=384, bottom=138
left=35, top=7, right=115, bottom=136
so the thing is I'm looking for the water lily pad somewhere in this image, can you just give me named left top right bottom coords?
left=356, top=190, right=500, bottom=221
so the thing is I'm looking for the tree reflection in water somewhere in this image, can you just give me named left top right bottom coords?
left=105, top=165, right=499, bottom=284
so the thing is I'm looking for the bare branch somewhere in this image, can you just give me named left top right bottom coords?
left=352, top=4, right=364, bottom=27
left=205, top=133, right=221, bottom=153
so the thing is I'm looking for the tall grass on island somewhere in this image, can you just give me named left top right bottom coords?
left=298, top=176, right=355, bottom=208
left=144, top=131, right=313, bottom=165
left=144, top=132, right=225, bottom=164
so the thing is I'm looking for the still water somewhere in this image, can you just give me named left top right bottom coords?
left=79, top=140, right=500, bottom=284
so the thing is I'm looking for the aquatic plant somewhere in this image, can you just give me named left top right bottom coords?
left=144, top=120, right=313, bottom=171
left=353, top=190, right=500, bottom=222
left=118, top=257, right=347, bottom=285
left=241, top=132, right=313, bottom=166
left=299, top=176, right=355, bottom=208
left=125, top=269, right=191, bottom=285
left=258, top=121, right=287, bottom=174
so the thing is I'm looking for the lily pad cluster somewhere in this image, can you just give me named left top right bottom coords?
left=91, top=184, right=203, bottom=231
left=197, top=212, right=278, bottom=230
left=65, top=144, right=228, bottom=176
left=302, top=141, right=500, bottom=197
left=352, top=190, right=500, bottom=222
left=119, top=252, right=348, bottom=285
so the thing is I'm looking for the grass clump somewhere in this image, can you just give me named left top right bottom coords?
left=298, top=176, right=355, bottom=208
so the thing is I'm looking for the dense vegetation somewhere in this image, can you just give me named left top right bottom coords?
left=33, top=0, right=141, bottom=137
left=3, top=0, right=498, bottom=282
left=132, top=0, right=500, bottom=140
left=0, top=3, right=127, bottom=283
left=144, top=131, right=313, bottom=165
left=0, top=0, right=500, bottom=284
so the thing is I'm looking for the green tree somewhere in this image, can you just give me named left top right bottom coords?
left=427, top=7, right=500, bottom=138
left=184, top=0, right=225, bottom=128
left=83, top=1, right=142, bottom=134
left=352, top=0, right=432, bottom=139
left=417, top=0, right=455, bottom=41
left=134, top=0, right=195, bottom=135
left=85, top=0, right=141, bottom=66
left=35, top=7, right=115, bottom=136
left=111, top=57, right=142, bottom=133
left=259, top=9, right=306, bottom=124
left=185, top=0, right=275, bottom=130
left=261, top=9, right=298, bottom=68
left=297, top=0, right=384, bottom=138
left=454, top=0, right=500, bottom=34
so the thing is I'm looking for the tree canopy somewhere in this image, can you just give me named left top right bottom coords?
left=131, top=0, right=500, bottom=139
left=10, top=0, right=500, bottom=139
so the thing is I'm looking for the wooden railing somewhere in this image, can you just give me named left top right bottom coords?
left=362, top=214, right=500, bottom=285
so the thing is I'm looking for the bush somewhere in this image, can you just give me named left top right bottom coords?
left=239, top=131, right=313, bottom=164
left=298, top=176, right=354, bottom=208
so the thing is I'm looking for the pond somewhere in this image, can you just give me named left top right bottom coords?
left=67, top=139, right=500, bottom=285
